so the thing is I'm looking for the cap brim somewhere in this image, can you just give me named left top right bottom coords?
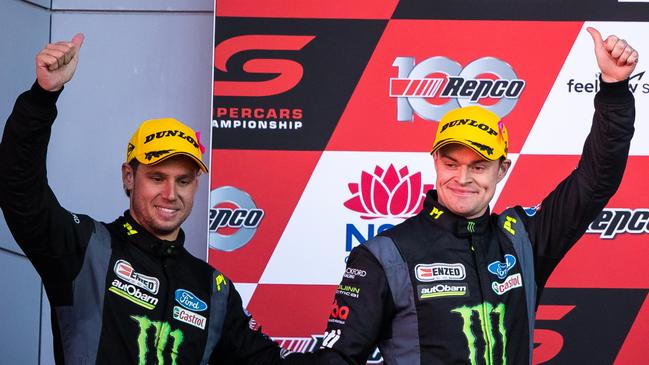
left=431, top=139, right=500, bottom=161
left=136, top=152, right=208, bottom=173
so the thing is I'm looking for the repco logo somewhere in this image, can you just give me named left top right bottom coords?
left=587, top=208, right=649, bottom=239
left=390, top=56, right=525, bottom=121
left=214, top=35, right=315, bottom=97
left=209, top=186, right=264, bottom=252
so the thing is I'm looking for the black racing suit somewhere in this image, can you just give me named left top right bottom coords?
left=308, top=79, right=635, bottom=365
left=0, top=82, right=322, bottom=365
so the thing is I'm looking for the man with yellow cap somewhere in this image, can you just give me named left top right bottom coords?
left=0, top=34, right=311, bottom=364
left=297, top=28, right=638, bottom=365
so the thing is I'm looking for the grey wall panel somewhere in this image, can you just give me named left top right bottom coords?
left=24, top=0, right=51, bottom=9
left=40, top=293, right=54, bottom=365
left=52, top=0, right=212, bottom=12
left=0, top=0, right=51, bottom=254
left=0, top=252, right=43, bottom=364
left=48, top=12, right=213, bottom=260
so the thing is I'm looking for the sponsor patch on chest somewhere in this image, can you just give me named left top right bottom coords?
left=417, top=283, right=469, bottom=300
left=492, top=273, right=523, bottom=295
left=173, top=306, right=206, bottom=330
left=415, top=263, right=466, bottom=282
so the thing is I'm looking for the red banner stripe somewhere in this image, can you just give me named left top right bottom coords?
left=216, top=0, right=399, bottom=19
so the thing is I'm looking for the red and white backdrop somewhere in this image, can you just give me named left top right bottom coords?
left=209, top=1, right=649, bottom=363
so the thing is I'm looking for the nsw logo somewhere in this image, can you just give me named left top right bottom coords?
left=487, top=254, right=517, bottom=279
left=209, top=186, right=264, bottom=251
left=415, top=263, right=466, bottom=282
left=343, top=164, right=433, bottom=220
left=175, top=289, right=208, bottom=312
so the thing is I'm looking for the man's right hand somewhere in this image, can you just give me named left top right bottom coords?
left=36, top=33, right=84, bottom=92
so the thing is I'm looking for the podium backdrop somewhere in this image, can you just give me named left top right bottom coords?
left=210, top=2, right=649, bottom=363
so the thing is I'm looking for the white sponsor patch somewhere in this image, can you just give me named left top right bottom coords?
left=492, top=273, right=523, bottom=295
left=114, top=259, right=160, bottom=295
left=415, top=263, right=466, bottom=282
left=173, top=306, right=206, bottom=330
left=343, top=267, right=367, bottom=279
left=321, top=329, right=341, bottom=349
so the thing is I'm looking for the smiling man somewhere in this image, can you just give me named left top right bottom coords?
left=0, top=34, right=308, bottom=364
left=299, top=28, right=639, bottom=365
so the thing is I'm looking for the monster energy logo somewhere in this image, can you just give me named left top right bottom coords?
left=131, top=315, right=185, bottom=365
left=467, top=221, right=476, bottom=233
left=451, top=302, right=507, bottom=365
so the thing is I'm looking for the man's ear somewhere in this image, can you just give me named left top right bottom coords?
left=122, top=163, right=134, bottom=193
left=497, top=159, right=512, bottom=183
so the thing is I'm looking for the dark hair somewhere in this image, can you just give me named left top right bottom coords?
left=124, top=159, right=140, bottom=198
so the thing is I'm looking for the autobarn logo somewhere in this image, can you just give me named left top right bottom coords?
left=418, top=283, right=469, bottom=300
left=273, top=335, right=383, bottom=364
left=209, top=186, right=264, bottom=251
left=390, top=56, right=525, bottom=122
left=114, top=259, right=160, bottom=295
left=587, top=208, right=649, bottom=239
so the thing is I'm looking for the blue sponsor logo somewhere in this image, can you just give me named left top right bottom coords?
left=487, top=254, right=517, bottom=279
left=175, top=289, right=208, bottom=312
left=523, top=204, right=540, bottom=217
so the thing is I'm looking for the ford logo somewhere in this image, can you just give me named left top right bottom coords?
left=175, top=289, right=208, bottom=312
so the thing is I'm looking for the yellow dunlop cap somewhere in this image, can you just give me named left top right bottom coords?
left=126, top=118, right=208, bottom=172
left=431, top=105, right=508, bottom=161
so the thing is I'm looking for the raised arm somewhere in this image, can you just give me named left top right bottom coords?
left=523, top=27, right=637, bottom=288
left=0, top=34, right=92, bottom=285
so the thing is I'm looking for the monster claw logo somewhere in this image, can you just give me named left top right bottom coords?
left=145, top=149, right=174, bottom=161
left=344, top=164, right=433, bottom=219
left=131, top=315, right=184, bottom=365
left=391, top=56, right=525, bottom=122
left=468, top=140, right=494, bottom=156
left=452, top=302, right=507, bottom=365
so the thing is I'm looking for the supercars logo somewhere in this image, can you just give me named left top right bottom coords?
left=343, top=164, right=433, bottom=219
left=415, top=263, right=466, bottom=282
left=114, top=259, right=159, bottom=295
left=214, top=34, right=315, bottom=97
left=209, top=186, right=265, bottom=251
left=390, top=56, right=525, bottom=122
left=487, top=254, right=517, bottom=279
left=587, top=208, right=649, bottom=239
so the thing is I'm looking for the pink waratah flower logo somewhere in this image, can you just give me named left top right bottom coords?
left=343, top=164, right=434, bottom=219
